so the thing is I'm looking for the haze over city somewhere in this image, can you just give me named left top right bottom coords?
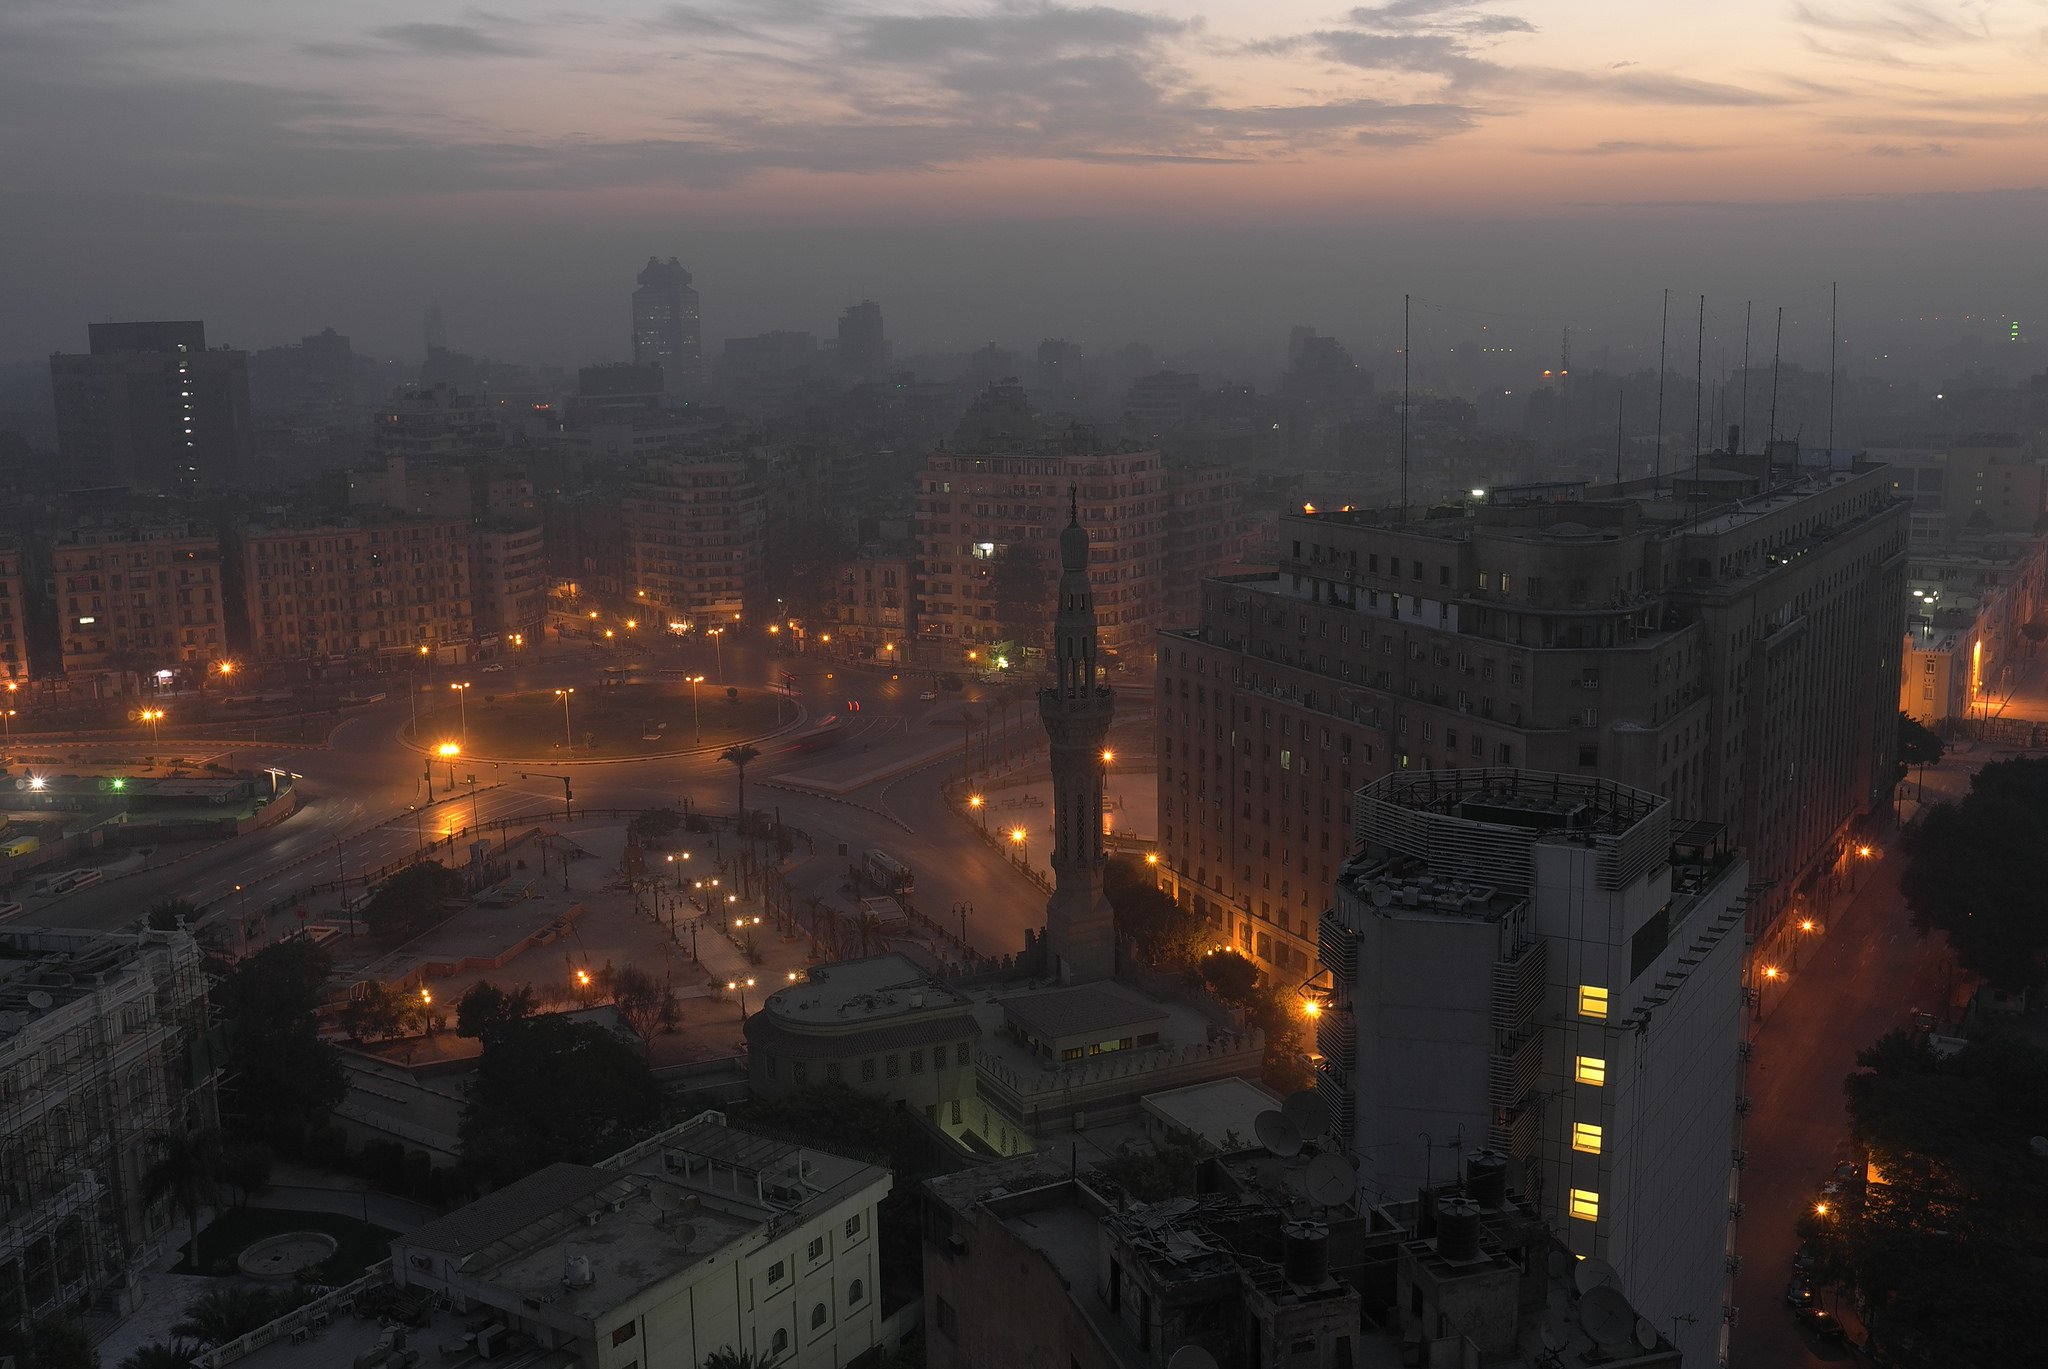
left=4, top=0, right=2044, bottom=366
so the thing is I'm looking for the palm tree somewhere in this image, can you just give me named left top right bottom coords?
left=701, top=1348, right=783, bottom=1369
left=172, top=1287, right=283, bottom=1347
left=120, top=1339, right=204, bottom=1369
left=720, top=743, right=760, bottom=819
left=142, top=1127, right=225, bottom=1267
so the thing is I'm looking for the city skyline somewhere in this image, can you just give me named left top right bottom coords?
left=3, top=1, right=2044, bottom=364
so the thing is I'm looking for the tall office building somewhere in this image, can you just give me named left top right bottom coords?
left=1156, top=454, right=1906, bottom=976
left=632, top=256, right=702, bottom=400
left=50, top=321, right=253, bottom=490
left=625, top=458, right=767, bottom=622
left=1038, top=498, right=1118, bottom=984
left=836, top=300, right=889, bottom=385
left=1317, top=769, right=1746, bottom=1369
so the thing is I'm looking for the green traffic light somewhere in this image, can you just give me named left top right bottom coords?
left=110, top=778, right=125, bottom=791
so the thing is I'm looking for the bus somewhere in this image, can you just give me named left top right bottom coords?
left=860, top=849, right=915, bottom=898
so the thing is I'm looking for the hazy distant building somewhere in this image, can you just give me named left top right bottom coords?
left=824, top=556, right=914, bottom=658
left=54, top=522, right=225, bottom=692
left=473, top=520, right=548, bottom=644
left=1157, top=457, right=1906, bottom=976
left=248, top=326, right=357, bottom=425
left=374, top=383, right=503, bottom=461
left=571, top=361, right=665, bottom=413
left=1122, top=370, right=1202, bottom=440
left=1874, top=434, right=2044, bottom=547
left=836, top=301, right=890, bottom=385
left=423, top=301, right=448, bottom=353
left=626, top=458, right=767, bottom=622
left=632, top=256, right=702, bottom=399
left=1319, top=771, right=1744, bottom=1369
left=50, top=321, right=253, bottom=490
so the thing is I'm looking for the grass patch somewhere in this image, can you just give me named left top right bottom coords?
left=409, top=683, right=791, bottom=759
left=171, top=1205, right=399, bottom=1281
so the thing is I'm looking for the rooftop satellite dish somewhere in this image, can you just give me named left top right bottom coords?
left=1281, top=1090, right=1330, bottom=1138
left=25, top=991, right=52, bottom=1011
left=1635, top=1317, right=1659, bottom=1351
left=1579, top=1287, right=1635, bottom=1346
left=1539, top=1328, right=1562, bottom=1353
left=1167, top=1348, right=1220, bottom=1369
left=1573, top=1257, right=1620, bottom=1296
left=1254, top=1110, right=1303, bottom=1158
left=1370, top=884, right=1391, bottom=907
left=649, top=1188, right=682, bottom=1214
left=674, top=1222, right=697, bottom=1249
left=1304, top=1154, right=1354, bottom=1208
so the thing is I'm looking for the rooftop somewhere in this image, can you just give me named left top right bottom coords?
left=0, top=928, right=200, bottom=1044
left=996, top=981, right=1171, bottom=1044
left=761, top=953, right=971, bottom=1026
left=1140, top=1078, right=1280, bottom=1152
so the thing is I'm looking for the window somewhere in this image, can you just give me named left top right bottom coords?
left=956, top=1042, right=970, bottom=1065
left=1575, top=1056, right=1607, bottom=1087
left=861, top=1058, right=876, bottom=1082
left=611, top=1323, right=637, bottom=1347
left=844, top=1214, right=862, bottom=1238
left=811, top=1303, right=828, bottom=1330
left=886, top=1054, right=900, bottom=1077
left=1572, top=1122, right=1603, bottom=1154
left=848, top=1278, right=864, bottom=1306
left=936, top=1296, right=957, bottom=1338
left=1578, top=985, right=1609, bottom=1020
left=808, top=1236, right=825, bottom=1260
left=768, top=1260, right=787, bottom=1283
left=772, top=1329, right=790, bottom=1355
left=1569, top=1189, right=1601, bottom=1222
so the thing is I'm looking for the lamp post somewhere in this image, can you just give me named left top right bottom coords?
left=1009, top=826, right=1028, bottom=870
left=437, top=741, right=461, bottom=793
left=969, top=793, right=986, bottom=832
left=139, top=707, right=164, bottom=745
left=726, top=976, right=756, bottom=1016
left=687, top=674, right=705, bottom=743
left=708, top=628, right=725, bottom=680
left=555, top=687, right=575, bottom=751
left=449, top=681, right=472, bottom=742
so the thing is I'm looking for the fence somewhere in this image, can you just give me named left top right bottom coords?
left=193, top=1259, right=396, bottom=1368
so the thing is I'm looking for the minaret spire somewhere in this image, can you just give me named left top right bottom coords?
left=1038, top=500, right=1117, bottom=984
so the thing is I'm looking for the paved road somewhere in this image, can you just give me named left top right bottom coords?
left=1730, top=766, right=1967, bottom=1368
left=17, top=638, right=1081, bottom=965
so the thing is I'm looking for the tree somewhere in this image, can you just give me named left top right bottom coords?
left=1899, top=757, right=2048, bottom=993
left=1199, top=949, right=1261, bottom=1004
left=1105, top=857, right=1206, bottom=971
left=141, top=1128, right=225, bottom=1267
left=219, top=1141, right=275, bottom=1209
left=607, top=966, right=673, bottom=1041
left=0, top=1317, right=99, bottom=1369
left=171, top=1288, right=291, bottom=1347
left=212, top=940, right=347, bottom=1154
left=989, top=541, right=1047, bottom=658
left=341, top=984, right=404, bottom=1043
left=358, top=862, right=466, bottom=939
left=721, top=743, right=760, bottom=817
left=146, top=899, right=200, bottom=932
left=455, top=980, right=537, bottom=1038
left=459, top=1013, right=662, bottom=1189
left=1093, top=1132, right=1213, bottom=1202
left=2023, top=621, right=2047, bottom=651
left=1896, top=713, right=1943, bottom=780
left=628, top=807, right=683, bottom=846
left=119, top=1342, right=202, bottom=1369
left=701, top=1349, right=783, bottom=1369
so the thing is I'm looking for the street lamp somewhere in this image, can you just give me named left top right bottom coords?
left=708, top=627, right=725, bottom=679
left=726, top=976, right=757, bottom=1015
left=449, top=681, right=472, bottom=741
left=138, top=707, right=164, bottom=745
left=437, top=741, right=461, bottom=792
left=216, top=660, right=237, bottom=680
left=969, top=793, right=986, bottom=831
left=555, top=687, right=575, bottom=751
left=1010, top=826, right=1028, bottom=869
left=687, top=674, right=705, bottom=742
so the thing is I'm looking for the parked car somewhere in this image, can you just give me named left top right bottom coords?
left=1797, top=1307, right=1847, bottom=1342
left=481, top=662, right=506, bottom=674
left=918, top=690, right=938, bottom=701
left=1785, top=1280, right=1818, bottom=1309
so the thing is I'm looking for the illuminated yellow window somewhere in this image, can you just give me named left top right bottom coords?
left=1578, top=985, right=1609, bottom=1019
left=1575, top=1056, right=1607, bottom=1087
left=1572, top=1122, right=1603, bottom=1154
left=1570, top=1189, right=1600, bottom=1222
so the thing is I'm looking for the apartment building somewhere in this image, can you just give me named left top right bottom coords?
left=1317, top=770, right=1745, bottom=1369
left=1873, top=434, right=2043, bottom=547
left=1162, top=463, right=1246, bottom=631
left=914, top=443, right=1165, bottom=667
left=1158, top=455, right=1906, bottom=975
left=54, top=523, right=225, bottom=692
left=0, top=929, right=217, bottom=1331
left=822, top=557, right=913, bottom=659
left=472, top=521, right=547, bottom=643
left=49, top=321, right=253, bottom=490
left=0, top=538, right=25, bottom=685
left=625, top=458, right=767, bottom=622
left=239, top=515, right=472, bottom=662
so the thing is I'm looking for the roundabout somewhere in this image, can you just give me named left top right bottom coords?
left=405, top=682, right=795, bottom=761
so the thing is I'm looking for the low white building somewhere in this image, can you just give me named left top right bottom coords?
left=389, top=1113, right=891, bottom=1369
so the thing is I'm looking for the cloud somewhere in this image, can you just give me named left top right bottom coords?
left=370, top=23, right=531, bottom=58
left=1792, top=2, right=1986, bottom=47
left=1537, top=140, right=1733, bottom=156
left=1867, top=142, right=1955, bottom=157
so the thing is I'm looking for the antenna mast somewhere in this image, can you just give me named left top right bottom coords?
left=1654, top=289, right=1669, bottom=491
left=1828, top=280, right=1839, bottom=454
left=1693, top=295, right=1705, bottom=468
left=1615, top=390, right=1625, bottom=486
left=1767, top=306, right=1784, bottom=481
left=1401, top=293, right=1411, bottom=512
left=1740, top=301, right=1752, bottom=454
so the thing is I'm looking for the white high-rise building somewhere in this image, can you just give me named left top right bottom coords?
left=1315, top=769, right=1747, bottom=1369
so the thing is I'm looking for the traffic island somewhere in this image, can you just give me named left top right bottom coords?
left=405, top=683, right=793, bottom=760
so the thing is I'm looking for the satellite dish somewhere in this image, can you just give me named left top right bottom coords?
left=1281, top=1090, right=1330, bottom=1138
left=649, top=1188, right=682, bottom=1213
left=1305, top=1154, right=1355, bottom=1208
left=1370, top=884, right=1391, bottom=907
left=2029, top=1135, right=2048, bottom=1161
left=674, top=1222, right=697, bottom=1249
left=1579, top=1287, right=1635, bottom=1345
left=1167, top=1349, right=1220, bottom=1369
left=1254, top=1111, right=1303, bottom=1158
left=1539, top=1328, right=1562, bottom=1353
left=26, top=991, right=53, bottom=1010
left=1635, top=1317, right=1659, bottom=1350
left=1573, top=1257, right=1621, bottom=1296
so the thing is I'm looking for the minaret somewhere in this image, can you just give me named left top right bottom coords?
left=1038, top=489, right=1117, bottom=984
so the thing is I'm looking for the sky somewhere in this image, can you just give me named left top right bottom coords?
left=2, top=0, right=2044, bottom=368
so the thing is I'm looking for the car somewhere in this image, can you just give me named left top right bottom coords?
left=481, top=662, right=505, bottom=674
left=1796, top=1307, right=1847, bottom=1342
left=1785, top=1280, right=1817, bottom=1309
left=918, top=690, right=937, bottom=701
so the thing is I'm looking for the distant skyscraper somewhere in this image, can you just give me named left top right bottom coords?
left=50, top=321, right=253, bottom=490
left=632, top=256, right=702, bottom=400
left=1037, top=495, right=1118, bottom=984
left=836, top=300, right=889, bottom=384
left=424, top=302, right=447, bottom=353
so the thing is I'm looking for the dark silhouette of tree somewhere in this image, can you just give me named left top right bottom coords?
left=605, top=966, right=673, bottom=1042
left=0, top=1317, right=98, bottom=1369
left=989, top=541, right=1047, bottom=658
left=171, top=1288, right=298, bottom=1348
left=459, top=1013, right=662, bottom=1189
left=455, top=980, right=537, bottom=1038
left=1896, top=712, right=1943, bottom=781
left=212, top=940, right=346, bottom=1155
left=359, top=862, right=465, bottom=938
left=1199, top=949, right=1261, bottom=1003
left=341, top=984, right=404, bottom=1043
left=721, top=743, right=760, bottom=817
left=143, top=1128, right=226, bottom=1267
left=1105, top=857, right=1205, bottom=970
left=119, top=1340, right=204, bottom=1369
left=700, top=1348, right=784, bottom=1369
left=146, top=899, right=200, bottom=932
left=1899, top=756, right=2048, bottom=992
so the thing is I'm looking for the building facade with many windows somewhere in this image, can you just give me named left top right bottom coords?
left=239, top=515, right=473, bottom=662
left=54, top=523, right=225, bottom=691
left=1157, top=456, right=1906, bottom=976
left=625, top=459, right=767, bottom=622
left=0, top=538, right=25, bottom=685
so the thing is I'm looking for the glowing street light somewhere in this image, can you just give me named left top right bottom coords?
left=138, top=707, right=165, bottom=744
left=969, top=793, right=986, bottom=831
left=555, top=687, right=575, bottom=751
left=687, top=673, right=705, bottom=742
left=1301, top=998, right=1323, bottom=1019
left=436, top=741, right=461, bottom=791
left=1145, top=852, right=1160, bottom=865
left=215, top=660, right=237, bottom=678
left=727, top=976, right=757, bottom=1015
left=449, top=681, right=472, bottom=740
left=1763, top=965, right=1781, bottom=981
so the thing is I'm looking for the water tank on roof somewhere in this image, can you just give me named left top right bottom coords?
left=1465, top=1150, right=1508, bottom=1208
left=1436, top=1198, right=1482, bottom=1263
left=1282, top=1220, right=1329, bottom=1286
left=563, top=1253, right=594, bottom=1288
